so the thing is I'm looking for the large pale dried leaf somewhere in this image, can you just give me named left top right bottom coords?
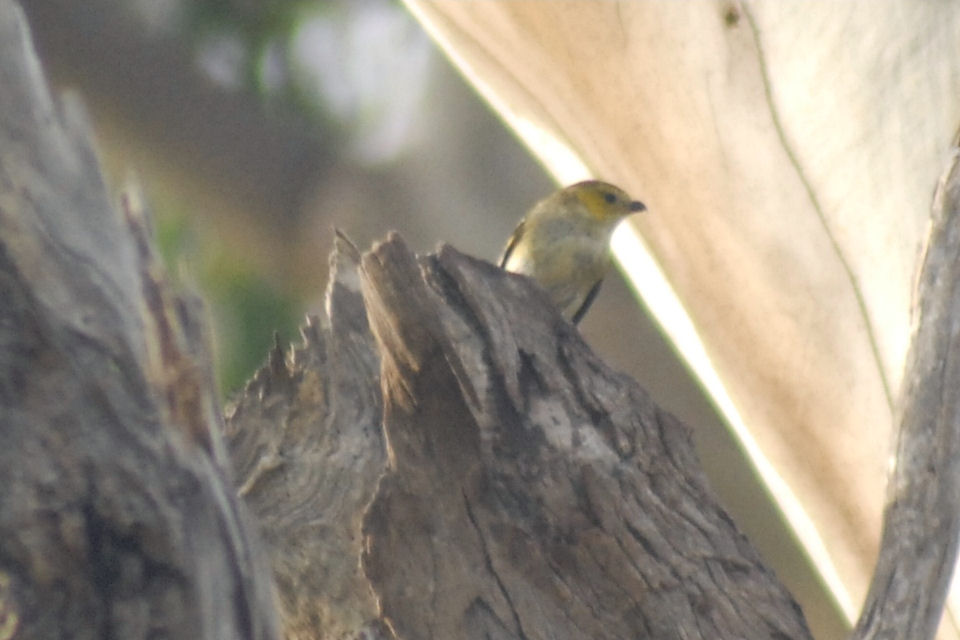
left=403, top=0, right=960, bottom=635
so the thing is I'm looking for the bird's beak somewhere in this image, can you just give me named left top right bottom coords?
left=629, top=201, right=647, bottom=213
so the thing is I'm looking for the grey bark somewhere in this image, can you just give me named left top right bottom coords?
left=1, top=0, right=959, bottom=638
left=355, top=236, right=812, bottom=639
left=230, top=228, right=817, bottom=639
left=0, top=1, right=279, bottom=638
left=225, top=237, right=387, bottom=640
left=850, top=143, right=960, bottom=639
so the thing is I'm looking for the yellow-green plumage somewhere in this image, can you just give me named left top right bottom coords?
left=499, top=180, right=645, bottom=324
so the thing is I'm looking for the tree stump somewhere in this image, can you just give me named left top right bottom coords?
left=226, top=232, right=813, bottom=639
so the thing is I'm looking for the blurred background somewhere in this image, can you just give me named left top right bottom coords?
left=18, top=0, right=847, bottom=637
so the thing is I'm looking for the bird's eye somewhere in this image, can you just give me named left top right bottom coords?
left=603, top=192, right=617, bottom=204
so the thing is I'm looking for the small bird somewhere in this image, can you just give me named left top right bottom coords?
left=499, top=180, right=646, bottom=324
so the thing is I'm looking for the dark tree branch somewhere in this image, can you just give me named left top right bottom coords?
left=851, top=142, right=960, bottom=640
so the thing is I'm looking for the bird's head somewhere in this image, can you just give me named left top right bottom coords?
left=565, top=180, right=646, bottom=224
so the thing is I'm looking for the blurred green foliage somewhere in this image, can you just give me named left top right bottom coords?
left=185, top=0, right=321, bottom=107
left=143, top=0, right=432, bottom=396
left=155, top=207, right=302, bottom=397
left=147, top=0, right=326, bottom=396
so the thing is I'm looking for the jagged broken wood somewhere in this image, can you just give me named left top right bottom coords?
left=227, top=230, right=814, bottom=639
left=225, top=235, right=388, bottom=640
left=362, top=236, right=815, bottom=638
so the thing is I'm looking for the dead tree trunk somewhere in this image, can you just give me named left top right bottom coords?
left=0, top=1, right=279, bottom=638
left=2, top=0, right=959, bottom=638
left=227, top=228, right=816, bottom=639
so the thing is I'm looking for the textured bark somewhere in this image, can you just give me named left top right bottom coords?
left=225, top=236, right=388, bottom=640
left=0, top=2, right=278, bottom=638
left=850, top=144, right=960, bottom=639
left=222, top=151, right=960, bottom=638
left=356, top=236, right=813, bottom=639
left=228, top=229, right=816, bottom=639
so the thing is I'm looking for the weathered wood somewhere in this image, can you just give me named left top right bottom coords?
left=228, top=229, right=815, bottom=639
left=228, top=152, right=960, bottom=637
left=354, top=235, right=812, bottom=639
left=851, top=143, right=960, bottom=640
left=225, top=234, right=388, bottom=640
left=0, top=1, right=279, bottom=638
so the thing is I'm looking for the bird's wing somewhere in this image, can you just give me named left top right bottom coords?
left=498, top=219, right=525, bottom=268
left=571, top=279, right=603, bottom=325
